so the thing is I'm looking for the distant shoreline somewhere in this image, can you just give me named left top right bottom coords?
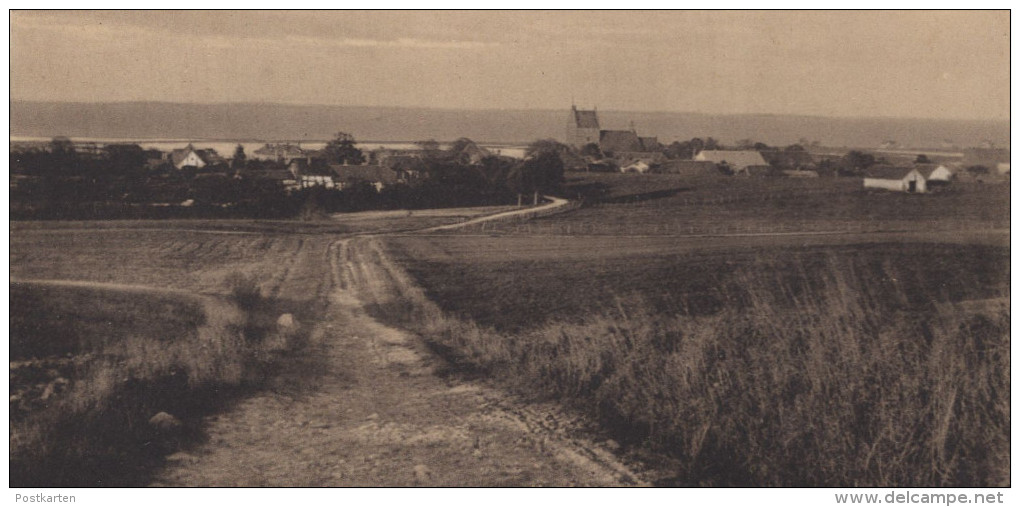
left=9, top=100, right=1009, bottom=125
left=11, top=101, right=1009, bottom=150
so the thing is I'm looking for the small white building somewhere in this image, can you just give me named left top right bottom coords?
left=695, top=150, right=770, bottom=174
left=863, top=166, right=927, bottom=193
left=169, top=144, right=224, bottom=170
left=170, top=144, right=207, bottom=170
left=925, top=165, right=955, bottom=183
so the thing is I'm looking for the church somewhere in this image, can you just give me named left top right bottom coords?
left=566, top=105, right=661, bottom=158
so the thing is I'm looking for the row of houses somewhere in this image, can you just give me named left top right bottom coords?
left=614, top=149, right=815, bottom=176
left=862, top=164, right=955, bottom=194
left=158, top=142, right=434, bottom=191
left=687, top=148, right=958, bottom=193
left=284, top=159, right=417, bottom=191
left=590, top=141, right=964, bottom=194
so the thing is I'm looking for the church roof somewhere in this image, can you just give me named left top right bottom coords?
left=573, top=108, right=600, bottom=129
left=599, top=130, right=643, bottom=153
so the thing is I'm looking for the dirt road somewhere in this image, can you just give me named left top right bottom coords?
left=152, top=201, right=646, bottom=486
left=417, top=196, right=571, bottom=232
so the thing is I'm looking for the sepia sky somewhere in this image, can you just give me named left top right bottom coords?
left=10, top=10, right=1011, bottom=121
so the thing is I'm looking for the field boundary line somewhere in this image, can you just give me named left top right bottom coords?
left=415, top=195, right=575, bottom=233
left=9, top=278, right=226, bottom=300
left=11, top=227, right=263, bottom=236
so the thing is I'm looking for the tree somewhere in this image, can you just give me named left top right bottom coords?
left=50, top=136, right=74, bottom=155
left=232, top=144, right=247, bottom=170
left=579, top=143, right=603, bottom=159
left=785, top=144, right=806, bottom=152
left=416, top=139, right=443, bottom=161
left=663, top=141, right=692, bottom=160
left=689, top=138, right=705, bottom=156
left=915, top=154, right=930, bottom=164
left=753, top=142, right=770, bottom=151
left=842, top=150, right=876, bottom=174
left=526, top=139, right=580, bottom=171
left=105, top=143, right=146, bottom=184
left=966, top=165, right=989, bottom=175
left=447, top=137, right=486, bottom=164
left=324, top=132, right=365, bottom=165
left=704, top=137, right=720, bottom=151
left=525, top=139, right=570, bottom=159
left=510, top=143, right=565, bottom=205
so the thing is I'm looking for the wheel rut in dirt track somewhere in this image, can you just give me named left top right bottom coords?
left=154, top=198, right=646, bottom=486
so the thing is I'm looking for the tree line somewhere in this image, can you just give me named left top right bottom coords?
left=10, top=135, right=566, bottom=220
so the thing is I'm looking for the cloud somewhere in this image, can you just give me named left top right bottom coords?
left=13, top=13, right=499, bottom=53
left=283, top=36, right=499, bottom=50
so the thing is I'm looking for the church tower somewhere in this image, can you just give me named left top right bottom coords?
left=566, top=105, right=600, bottom=148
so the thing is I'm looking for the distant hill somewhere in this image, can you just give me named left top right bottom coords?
left=10, top=101, right=1009, bottom=149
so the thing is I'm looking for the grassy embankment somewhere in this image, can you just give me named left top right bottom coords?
left=10, top=277, right=307, bottom=487
left=374, top=232, right=1010, bottom=486
left=8, top=227, right=339, bottom=486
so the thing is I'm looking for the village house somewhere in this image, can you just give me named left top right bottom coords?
left=252, top=143, right=308, bottom=164
left=246, top=168, right=297, bottom=189
left=287, top=158, right=338, bottom=189
left=381, top=155, right=428, bottom=184
left=863, top=165, right=927, bottom=193
left=694, top=150, right=771, bottom=175
left=329, top=164, right=398, bottom=191
left=170, top=144, right=225, bottom=170
left=370, top=147, right=423, bottom=165
left=918, top=163, right=955, bottom=188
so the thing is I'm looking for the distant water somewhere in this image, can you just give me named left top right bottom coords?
left=10, top=101, right=1009, bottom=150
left=9, top=136, right=530, bottom=159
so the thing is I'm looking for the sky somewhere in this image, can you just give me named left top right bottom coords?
left=10, top=10, right=1011, bottom=121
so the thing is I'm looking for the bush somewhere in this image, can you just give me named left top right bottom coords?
left=226, top=271, right=262, bottom=312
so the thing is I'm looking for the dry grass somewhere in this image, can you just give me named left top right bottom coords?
left=9, top=277, right=308, bottom=487
left=385, top=236, right=1009, bottom=333
left=373, top=239, right=1010, bottom=486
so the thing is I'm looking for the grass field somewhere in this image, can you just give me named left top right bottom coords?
left=378, top=234, right=1009, bottom=486
left=377, top=171, right=1010, bottom=486
left=458, top=174, right=1010, bottom=236
left=9, top=175, right=1009, bottom=486
left=8, top=204, right=515, bottom=236
left=385, top=235, right=1009, bottom=332
left=10, top=230, right=331, bottom=302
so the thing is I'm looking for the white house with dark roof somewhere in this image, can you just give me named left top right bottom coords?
left=863, top=165, right=927, bottom=193
left=923, top=164, right=954, bottom=183
left=695, top=150, right=771, bottom=174
left=170, top=144, right=224, bottom=170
